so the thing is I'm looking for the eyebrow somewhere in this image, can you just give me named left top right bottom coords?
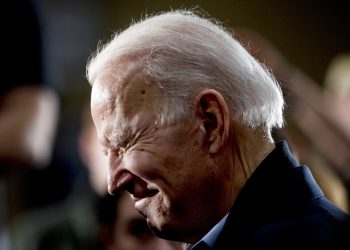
left=100, top=129, right=131, bottom=150
left=113, top=126, right=135, bottom=149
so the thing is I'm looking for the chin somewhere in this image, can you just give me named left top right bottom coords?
left=147, top=211, right=186, bottom=242
left=148, top=220, right=180, bottom=241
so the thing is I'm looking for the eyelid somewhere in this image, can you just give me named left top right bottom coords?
left=102, top=147, right=123, bottom=158
left=101, top=134, right=134, bottom=157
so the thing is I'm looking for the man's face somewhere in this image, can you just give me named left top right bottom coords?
left=91, top=65, right=230, bottom=242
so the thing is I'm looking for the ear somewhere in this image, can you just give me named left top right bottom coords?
left=195, top=89, right=230, bottom=154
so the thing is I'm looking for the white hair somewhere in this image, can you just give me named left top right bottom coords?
left=87, top=10, right=284, bottom=132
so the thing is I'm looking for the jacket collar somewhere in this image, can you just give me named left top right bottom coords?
left=214, top=140, right=323, bottom=248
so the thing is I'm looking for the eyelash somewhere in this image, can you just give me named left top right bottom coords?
left=102, top=137, right=134, bottom=157
left=102, top=147, right=126, bottom=158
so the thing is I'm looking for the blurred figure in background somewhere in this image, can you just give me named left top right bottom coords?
left=0, top=0, right=58, bottom=170
left=235, top=28, right=350, bottom=213
left=322, top=53, right=350, bottom=210
left=11, top=106, right=103, bottom=250
left=323, top=53, right=350, bottom=144
left=0, top=0, right=59, bottom=249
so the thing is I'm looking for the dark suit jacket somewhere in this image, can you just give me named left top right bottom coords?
left=212, top=141, right=349, bottom=250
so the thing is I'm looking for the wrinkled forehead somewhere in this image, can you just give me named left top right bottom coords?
left=90, top=61, right=158, bottom=124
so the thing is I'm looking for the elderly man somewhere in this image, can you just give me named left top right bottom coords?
left=87, top=10, right=348, bottom=250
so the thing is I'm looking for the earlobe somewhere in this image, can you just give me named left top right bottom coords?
left=195, top=89, right=229, bottom=154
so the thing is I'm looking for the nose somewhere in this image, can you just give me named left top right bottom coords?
left=108, top=170, right=134, bottom=195
left=107, top=152, right=155, bottom=198
left=107, top=152, right=133, bottom=195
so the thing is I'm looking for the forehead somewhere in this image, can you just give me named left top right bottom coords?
left=91, top=60, right=158, bottom=114
left=90, top=61, right=159, bottom=143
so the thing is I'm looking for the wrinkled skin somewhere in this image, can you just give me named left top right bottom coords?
left=91, top=64, right=234, bottom=243
left=110, top=193, right=182, bottom=250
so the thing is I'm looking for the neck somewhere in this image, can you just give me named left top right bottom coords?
left=227, top=124, right=275, bottom=207
left=240, top=130, right=275, bottom=178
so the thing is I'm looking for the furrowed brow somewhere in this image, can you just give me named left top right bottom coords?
left=113, top=127, right=135, bottom=149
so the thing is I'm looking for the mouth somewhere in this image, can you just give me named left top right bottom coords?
left=133, top=188, right=159, bottom=218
